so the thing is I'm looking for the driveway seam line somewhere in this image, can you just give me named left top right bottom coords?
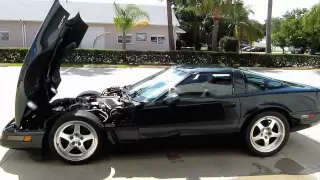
left=0, top=149, right=17, bottom=167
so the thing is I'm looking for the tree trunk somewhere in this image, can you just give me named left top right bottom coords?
left=122, top=32, right=126, bottom=50
left=266, top=0, right=273, bottom=54
left=212, top=19, right=219, bottom=52
left=282, top=47, right=285, bottom=54
left=166, top=0, right=175, bottom=50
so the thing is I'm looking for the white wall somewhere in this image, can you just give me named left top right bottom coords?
left=0, top=21, right=176, bottom=51
left=80, top=25, right=105, bottom=49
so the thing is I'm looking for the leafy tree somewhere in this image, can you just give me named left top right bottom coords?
left=175, top=0, right=263, bottom=51
left=270, top=8, right=311, bottom=53
left=272, top=31, right=286, bottom=53
left=227, top=2, right=264, bottom=50
left=174, top=5, right=205, bottom=49
left=284, top=8, right=308, bottom=19
left=271, top=17, right=284, bottom=33
left=113, top=2, right=150, bottom=50
left=185, top=0, right=237, bottom=51
left=282, top=13, right=309, bottom=50
left=175, top=5, right=234, bottom=50
left=303, top=4, right=320, bottom=54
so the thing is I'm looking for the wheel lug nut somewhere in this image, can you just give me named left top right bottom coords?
left=80, top=137, right=83, bottom=140
left=72, top=142, right=75, bottom=145
left=78, top=142, right=81, bottom=146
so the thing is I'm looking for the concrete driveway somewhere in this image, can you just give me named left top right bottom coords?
left=1, top=67, right=320, bottom=180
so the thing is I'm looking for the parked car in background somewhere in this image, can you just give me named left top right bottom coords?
left=291, top=47, right=304, bottom=54
left=242, top=46, right=252, bottom=51
left=247, top=47, right=265, bottom=52
left=240, top=44, right=249, bottom=49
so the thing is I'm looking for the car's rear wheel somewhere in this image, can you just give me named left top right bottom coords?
left=48, top=110, right=105, bottom=164
left=244, top=111, right=290, bottom=157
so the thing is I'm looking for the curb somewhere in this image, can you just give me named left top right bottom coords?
left=138, top=65, right=170, bottom=68
left=82, top=64, right=169, bottom=68
left=83, top=64, right=118, bottom=68
left=238, top=67, right=267, bottom=70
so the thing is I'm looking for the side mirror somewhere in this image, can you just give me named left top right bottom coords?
left=163, top=93, right=180, bottom=104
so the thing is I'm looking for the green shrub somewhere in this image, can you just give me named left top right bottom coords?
left=0, top=48, right=28, bottom=63
left=219, top=36, right=239, bottom=52
left=1, top=48, right=320, bottom=68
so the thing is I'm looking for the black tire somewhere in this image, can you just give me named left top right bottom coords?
left=244, top=111, right=290, bottom=157
left=77, top=90, right=101, bottom=98
left=48, top=110, right=105, bottom=164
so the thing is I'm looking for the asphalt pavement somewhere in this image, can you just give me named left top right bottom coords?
left=1, top=67, right=320, bottom=180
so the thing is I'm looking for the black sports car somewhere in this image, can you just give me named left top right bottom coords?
left=1, top=0, right=320, bottom=164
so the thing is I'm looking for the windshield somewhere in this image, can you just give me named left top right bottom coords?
left=128, top=68, right=188, bottom=102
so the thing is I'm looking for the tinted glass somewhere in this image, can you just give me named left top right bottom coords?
left=172, top=72, right=233, bottom=98
left=243, top=71, right=286, bottom=92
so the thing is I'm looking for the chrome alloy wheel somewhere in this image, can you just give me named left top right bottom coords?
left=250, top=116, right=285, bottom=153
left=53, top=121, right=98, bottom=162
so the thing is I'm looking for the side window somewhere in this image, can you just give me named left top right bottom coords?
left=172, top=73, right=233, bottom=98
left=243, top=71, right=284, bottom=93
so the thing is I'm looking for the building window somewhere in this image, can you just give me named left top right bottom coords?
left=151, top=36, right=165, bottom=45
left=136, top=33, right=147, bottom=41
left=0, top=32, right=9, bottom=41
left=117, top=35, right=132, bottom=44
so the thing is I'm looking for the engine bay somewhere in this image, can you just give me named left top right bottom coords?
left=51, top=86, right=135, bottom=126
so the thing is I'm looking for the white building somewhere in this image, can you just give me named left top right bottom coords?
left=0, top=0, right=185, bottom=50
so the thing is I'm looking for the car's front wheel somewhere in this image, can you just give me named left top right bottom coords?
left=244, top=111, right=290, bottom=157
left=48, top=110, right=105, bottom=164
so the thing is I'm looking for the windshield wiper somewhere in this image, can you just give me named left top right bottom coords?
left=129, top=90, right=140, bottom=98
left=123, top=84, right=132, bottom=90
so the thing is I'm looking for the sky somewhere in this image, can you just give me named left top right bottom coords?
left=244, top=0, right=320, bottom=23
left=53, top=0, right=320, bottom=23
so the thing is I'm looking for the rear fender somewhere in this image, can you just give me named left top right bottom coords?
left=238, top=104, right=292, bottom=132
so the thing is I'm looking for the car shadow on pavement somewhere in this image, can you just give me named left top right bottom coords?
left=60, top=68, right=118, bottom=76
left=1, top=133, right=320, bottom=180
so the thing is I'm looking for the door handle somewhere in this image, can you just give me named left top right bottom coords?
left=223, top=102, right=236, bottom=107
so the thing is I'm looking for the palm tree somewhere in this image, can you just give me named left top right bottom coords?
left=266, top=0, right=273, bottom=53
left=229, top=2, right=264, bottom=51
left=303, top=3, right=320, bottom=30
left=186, top=0, right=238, bottom=51
left=113, top=2, right=150, bottom=50
left=302, top=3, right=320, bottom=55
left=160, top=0, right=175, bottom=50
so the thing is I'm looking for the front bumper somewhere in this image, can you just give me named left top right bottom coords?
left=0, top=119, right=45, bottom=149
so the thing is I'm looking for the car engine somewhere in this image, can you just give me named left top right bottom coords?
left=51, top=86, right=134, bottom=125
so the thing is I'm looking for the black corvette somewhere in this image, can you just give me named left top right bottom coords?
left=1, top=0, right=320, bottom=164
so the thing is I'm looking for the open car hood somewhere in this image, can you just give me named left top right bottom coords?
left=15, top=0, right=88, bottom=127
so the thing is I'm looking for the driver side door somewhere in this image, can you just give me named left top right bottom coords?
left=170, top=71, right=241, bottom=135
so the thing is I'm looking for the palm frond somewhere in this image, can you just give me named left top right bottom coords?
left=303, top=3, right=320, bottom=30
left=113, top=2, right=150, bottom=33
